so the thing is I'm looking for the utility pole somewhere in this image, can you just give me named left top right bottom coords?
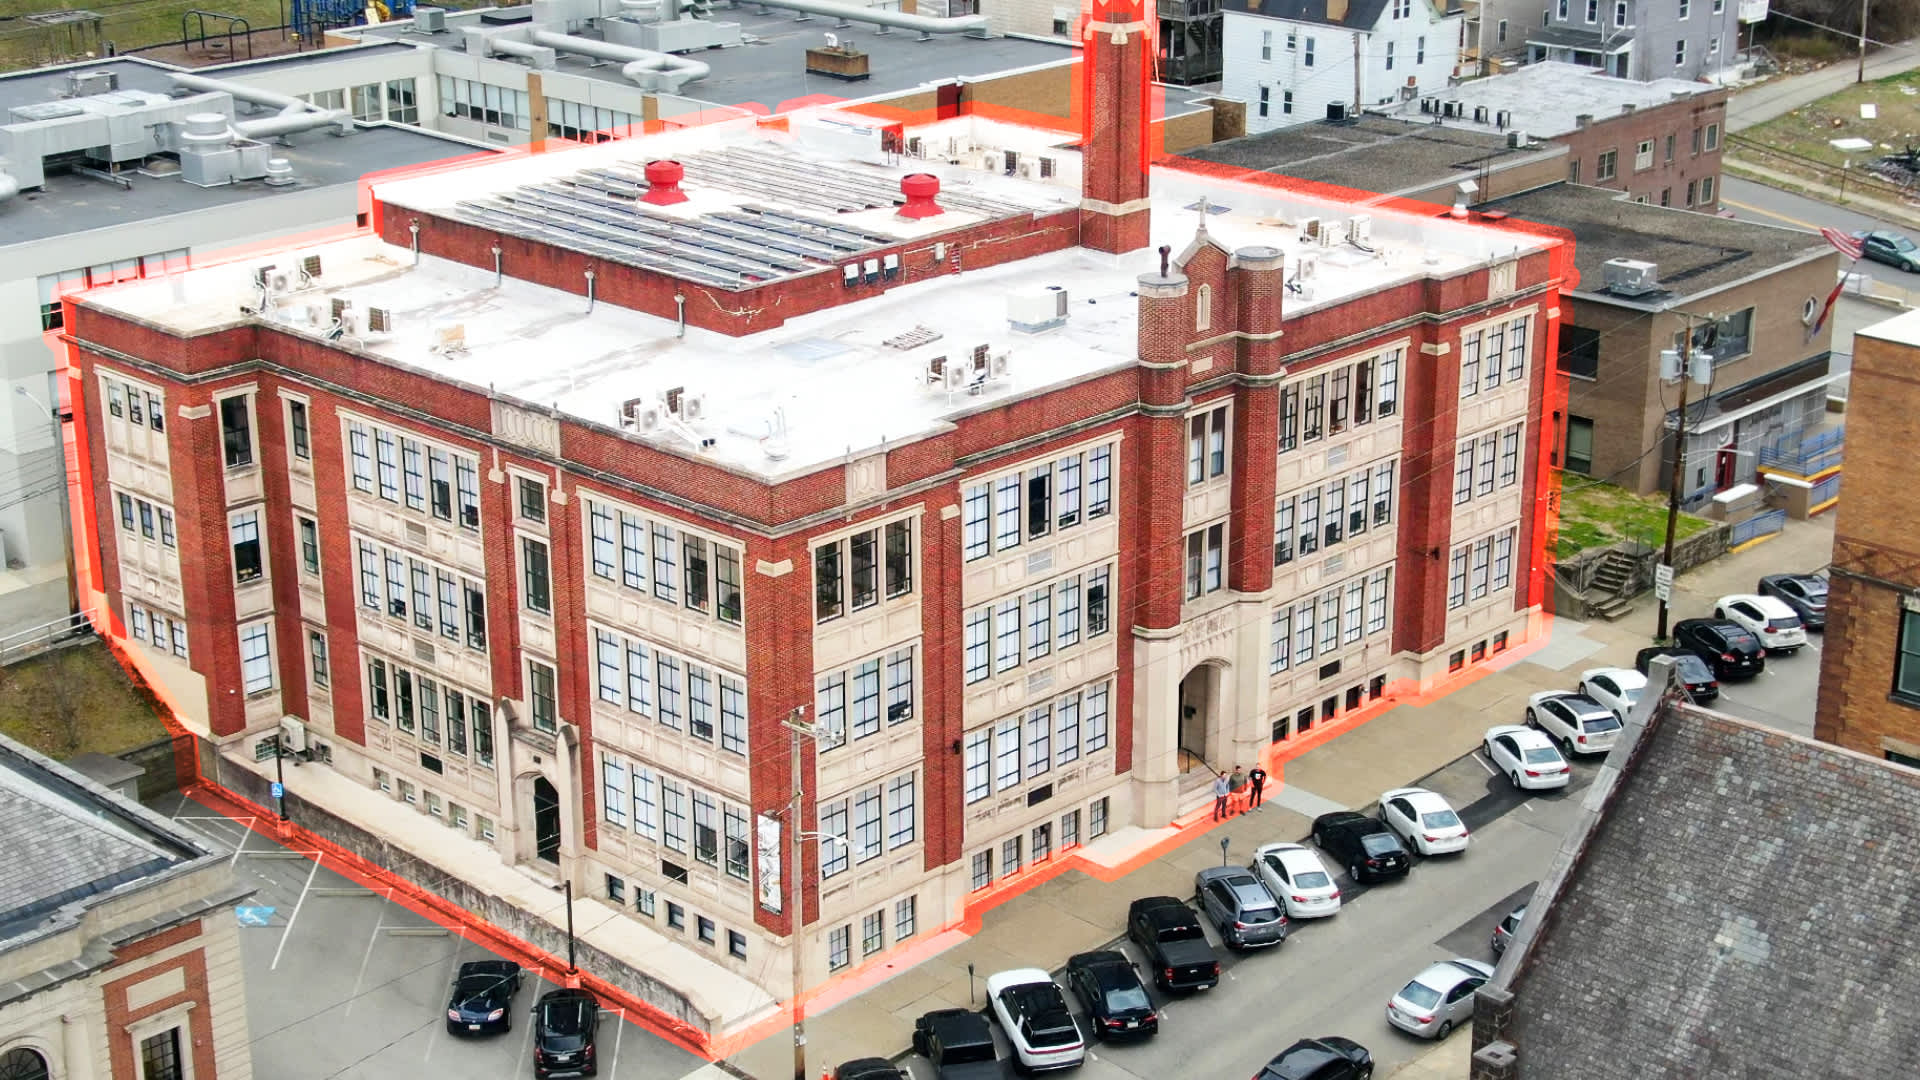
left=1857, top=0, right=1870, bottom=83
left=1353, top=33, right=1364, bottom=116
left=782, top=707, right=815, bottom=1080
left=1656, top=311, right=1715, bottom=642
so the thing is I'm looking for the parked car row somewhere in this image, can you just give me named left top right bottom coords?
left=440, top=961, right=604, bottom=1079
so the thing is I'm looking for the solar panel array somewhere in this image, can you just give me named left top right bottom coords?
left=444, top=144, right=1043, bottom=291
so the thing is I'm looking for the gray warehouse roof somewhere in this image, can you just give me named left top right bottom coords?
left=1178, top=115, right=1540, bottom=195
left=1494, top=695, right=1920, bottom=1077
left=1392, top=61, right=1720, bottom=138
left=1488, top=183, right=1829, bottom=300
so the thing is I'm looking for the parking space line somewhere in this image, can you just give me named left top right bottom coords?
left=227, top=817, right=258, bottom=868
left=515, top=996, right=537, bottom=1069
left=422, top=946, right=464, bottom=1062
left=1471, top=753, right=1496, bottom=777
left=611, top=1007, right=626, bottom=1077
left=342, top=901, right=390, bottom=1020
left=271, top=853, right=323, bottom=971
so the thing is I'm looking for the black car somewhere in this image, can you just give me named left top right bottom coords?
left=532, top=988, right=599, bottom=1078
left=1256, top=1036, right=1374, bottom=1080
left=1063, top=950, right=1158, bottom=1041
left=1311, top=811, right=1410, bottom=883
left=1671, top=618, right=1766, bottom=680
left=1633, top=646, right=1719, bottom=702
left=912, top=1008, right=1001, bottom=1080
left=1853, top=229, right=1920, bottom=273
left=446, top=960, right=522, bottom=1035
left=1758, top=573, right=1828, bottom=630
left=1490, top=903, right=1527, bottom=956
left=832, top=1059, right=906, bottom=1080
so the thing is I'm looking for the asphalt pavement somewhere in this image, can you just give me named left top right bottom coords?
left=146, top=790, right=709, bottom=1080
left=891, top=747, right=1594, bottom=1080
left=1719, top=175, right=1920, bottom=288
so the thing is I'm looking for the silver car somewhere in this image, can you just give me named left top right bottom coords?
left=1385, top=958, right=1494, bottom=1039
left=1194, top=866, right=1288, bottom=950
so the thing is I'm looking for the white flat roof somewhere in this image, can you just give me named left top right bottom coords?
left=1399, top=61, right=1715, bottom=138
left=1859, top=306, right=1920, bottom=349
left=87, top=116, right=1548, bottom=480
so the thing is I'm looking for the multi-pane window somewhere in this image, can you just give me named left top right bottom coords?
left=529, top=661, right=557, bottom=732
left=828, top=926, right=851, bottom=971
left=1483, top=322, right=1506, bottom=392
left=1499, top=423, right=1522, bottom=487
left=299, top=517, right=320, bottom=575
left=961, top=442, right=1116, bottom=561
left=1366, top=568, right=1391, bottom=634
left=1274, top=496, right=1296, bottom=565
left=1188, top=405, right=1229, bottom=485
left=230, top=511, right=263, bottom=584
left=309, top=629, right=330, bottom=688
left=346, top=417, right=480, bottom=530
left=289, top=399, right=311, bottom=460
left=1448, top=548, right=1470, bottom=610
left=1343, top=579, right=1365, bottom=645
left=517, top=476, right=546, bottom=523
left=1459, top=330, right=1482, bottom=398
left=1471, top=537, right=1493, bottom=600
left=815, top=518, right=914, bottom=622
left=356, top=537, right=486, bottom=649
left=238, top=621, right=273, bottom=693
left=964, top=564, right=1113, bottom=683
left=115, top=493, right=177, bottom=550
left=1450, top=528, right=1518, bottom=606
left=1454, top=441, right=1475, bottom=505
left=1270, top=607, right=1291, bottom=674
left=521, top=536, right=552, bottom=614
left=600, top=754, right=750, bottom=883
left=896, top=896, right=918, bottom=940
left=583, top=496, right=741, bottom=625
left=1477, top=432, right=1498, bottom=496
left=219, top=395, right=254, bottom=469
left=887, top=773, right=917, bottom=849
left=1281, top=351, right=1399, bottom=455
left=963, top=680, right=1113, bottom=803
left=593, top=623, right=747, bottom=754
left=1506, top=315, right=1530, bottom=382
left=1493, top=530, right=1516, bottom=591
left=1186, top=523, right=1225, bottom=599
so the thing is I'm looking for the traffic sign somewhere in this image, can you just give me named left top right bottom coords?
left=270, top=782, right=284, bottom=800
left=1654, top=563, right=1674, bottom=602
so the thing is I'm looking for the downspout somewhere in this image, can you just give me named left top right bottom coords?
left=675, top=292, right=686, bottom=338
left=585, top=269, right=596, bottom=314
left=492, top=245, right=504, bottom=286
left=410, top=220, right=421, bottom=265
left=729, top=0, right=988, bottom=39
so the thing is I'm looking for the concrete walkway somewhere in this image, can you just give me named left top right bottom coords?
left=725, top=514, right=1838, bottom=1078
left=1728, top=40, right=1920, bottom=131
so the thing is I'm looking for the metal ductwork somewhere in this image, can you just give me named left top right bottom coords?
left=527, top=29, right=712, bottom=92
left=0, top=164, right=18, bottom=203
left=168, top=72, right=354, bottom=137
left=731, top=0, right=988, bottom=39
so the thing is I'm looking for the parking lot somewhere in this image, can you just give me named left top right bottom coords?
left=149, top=792, right=709, bottom=1080
left=1693, top=628, right=1823, bottom=740
left=890, top=745, right=1596, bottom=1080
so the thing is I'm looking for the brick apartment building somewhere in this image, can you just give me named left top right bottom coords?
left=61, top=1, right=1566, bottom=1015
left=0, top=733, right=255, bottom=1080
left=1818, top=309, right=1920, bottom=769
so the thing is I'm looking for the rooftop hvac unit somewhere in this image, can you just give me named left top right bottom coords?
left=925, top=355, right=947, bottom=385
left=942, top=361, right=969, bottom=392
left=366, top=307, right=393, bottom=333
left=1299, top=216, right=1322, bottom=242
left=278, top=716, right=308, bottom=754
left=331, top=297, right=351, bottom=322
left=1007, top=286, right=1069, bottom=333
left=907, top=136, right=924, bottom=157
left=1348, top=214, right=1372, bottom=247
left=1507, top=129, right=1527, bottom=148
left=1420, top=97, right=1436, bottom=114
left=1038, top=157, right=1056, bottom=179
left=621, top=397, right=661, bottom=431
left=1317, top=224, right=1338, bottom=248
left=431, top=323, right=468, bottom=354
left=1601, top=258, right=1660, bottom=297
left=415, top=6, right=447, bottom=31
left=990, top=352, right=1010, bottom=378
left=1495, top=109, right=1511, bottom=128
left=252, top=263, right=277, bottom=289
left=1443, top=101, right=1463, bottom=118
left=681, top=393, right=707, bottom=421
left=1473, top=105, right=1489, bottom=124
left=1295, top=256, right=1317, bottom=279
left=267, top=270, right=292, bottom=294
left=300, top=253, right=323, bottom=284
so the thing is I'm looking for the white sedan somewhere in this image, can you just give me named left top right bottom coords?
left=1252, top=842, right=1342, bottom=919
left=1483, top=725, right=1571, bottom=791
left=1715, top=593, right=1808, bottom=654
left=1529, top=687, right=1625, bottom=757
left=1576, top=668, right=1647, bottom=723
left=1378, top=787, right=1470, bottom=856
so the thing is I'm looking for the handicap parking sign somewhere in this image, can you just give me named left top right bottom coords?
left=234, top=905, right=276, bottom=927
left=271, top=782, right=284, bottom=800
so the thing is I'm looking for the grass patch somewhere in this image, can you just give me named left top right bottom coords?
left=0, top=0, right=290, bottom=72
left=0, top=641, right=170, bottom=760
left=1739, top=69, right=1920, bottom=173
left=1554, top=481, right=1714, bottom=561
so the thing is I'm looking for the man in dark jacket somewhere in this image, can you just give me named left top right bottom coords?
left=1247, top=764, right=1268, bottom=810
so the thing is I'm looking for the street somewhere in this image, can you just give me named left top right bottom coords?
left=895, top=748, right=1595, bottom=1080
left=1720, top=175, right=1919, bottom=290
left=147, top=792, right=708, bottom=1080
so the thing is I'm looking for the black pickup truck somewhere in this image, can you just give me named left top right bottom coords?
left=1126, top=895, right=1221, bottom=992
left=911, top=1008, right=1002, bottom=1080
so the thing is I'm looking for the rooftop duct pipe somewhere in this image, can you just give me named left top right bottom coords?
left=0, top=161, right=18, bottom=203
left=733, top=0, right=987, bottom=39
left=527, top=29, right=711, bottom=92
left=169, top=72, right=353, bottom=136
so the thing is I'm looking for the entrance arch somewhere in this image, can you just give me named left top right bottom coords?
left=532, top=776, right=561, bottom=864
left=1177, top=662, right=1226, bottom=775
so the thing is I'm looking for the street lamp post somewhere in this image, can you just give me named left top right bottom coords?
left=781, top=707, right=816, bottom=1080
left=273, top=733, right=289, bottom=822
left=1857, top=0, right=1871, bottom=83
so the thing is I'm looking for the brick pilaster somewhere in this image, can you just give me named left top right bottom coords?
left=1133, top=265, right=1191, bottom=633
left=1078, top=0, right=1152, bottom=254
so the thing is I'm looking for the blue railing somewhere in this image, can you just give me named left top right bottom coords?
left=1730, top=508, right=1788, bottom=546
left=1758, top=426, right=1844, bottom=475
left=1811, top=472, right=1840, bottom=507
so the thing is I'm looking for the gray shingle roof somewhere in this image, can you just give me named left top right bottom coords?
left=0, top=748, right=185, bottom=942
left=1221, top=0, right=1393, bottom=30
left=1507, top=703, right=1920, bottom=1077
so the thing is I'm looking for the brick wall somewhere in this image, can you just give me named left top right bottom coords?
left=1817, top=329, right=1920, bottom=757
left=1552, top=89, right=1728, bottom=209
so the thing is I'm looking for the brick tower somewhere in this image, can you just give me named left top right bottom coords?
left=1079, top=0, right=1153, bottom=254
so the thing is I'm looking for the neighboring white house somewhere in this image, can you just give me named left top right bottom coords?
left=1222, top=0, right=1462, bottom=133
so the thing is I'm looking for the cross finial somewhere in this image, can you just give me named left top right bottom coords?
left=1196, top=196, right=1211, bottom=236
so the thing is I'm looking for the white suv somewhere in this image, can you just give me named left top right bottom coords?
left=986, top=969, right=1086, bottom=1072
left=1714, top=594, right=1808, bottom=654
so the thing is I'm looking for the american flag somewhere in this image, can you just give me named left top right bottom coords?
left=1820, top=226, right=1864, bottom=261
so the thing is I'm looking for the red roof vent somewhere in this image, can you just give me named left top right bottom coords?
left=642, top=159, right=689, bottom=206
left=898, top=173, right=943, bottom=219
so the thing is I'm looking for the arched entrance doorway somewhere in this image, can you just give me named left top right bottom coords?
left=532, top=777, right=561, bottom=864
left=1177, top=663, right=1223, bottom=774
left=0, top=1048, right=49, bottom=1080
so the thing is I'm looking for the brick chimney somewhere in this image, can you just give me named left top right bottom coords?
left=1079, top=0, right=1152, bottom=254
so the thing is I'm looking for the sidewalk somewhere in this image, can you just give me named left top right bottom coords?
left=723, top=516, right=1838, bottom=1078
left=1728, top=40, right=1920, bottom=132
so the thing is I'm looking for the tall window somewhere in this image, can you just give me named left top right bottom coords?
left=517, top=476, right=546, bottom=522
left=1459, top=331, right=1482, bottom=397
left=1188, top=405, right=1229, bottom=485
left=299, top=517, right=320, bottom=575
left=1448, top=548, right=1469, bottom=610
left=231, top=511, right=263, bottom=583
left=309, top=629, right=329, bottom=688
left=530, top=661, right=557, bottom=732
left=1185, top=523, right=1225, bottom=599
left=522, top=537, right=552, bottom=614
left=1894, top=610, right=1920, bottom=703
left=963, top=444, right=1115, bottom=562
left=139, top=1028, right=184, bottom=1080
left=219, top=395, right=253, bottom=468
left=238, top=622, right=273, bottom=693
left=289, top=399, right=311, bottom=460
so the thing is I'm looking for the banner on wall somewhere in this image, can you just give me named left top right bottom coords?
left=757, top=813, right=783, bottom=913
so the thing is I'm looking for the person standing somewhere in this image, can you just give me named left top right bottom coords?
left=1211, top=771, right=1231, bottom=821
left=1247, top=764, right=1268, bottom=810
left=1228, top=765, right=1247, bottom=815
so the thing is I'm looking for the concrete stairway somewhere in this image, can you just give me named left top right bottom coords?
left=1587, top=549, right=1640, bottom=621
